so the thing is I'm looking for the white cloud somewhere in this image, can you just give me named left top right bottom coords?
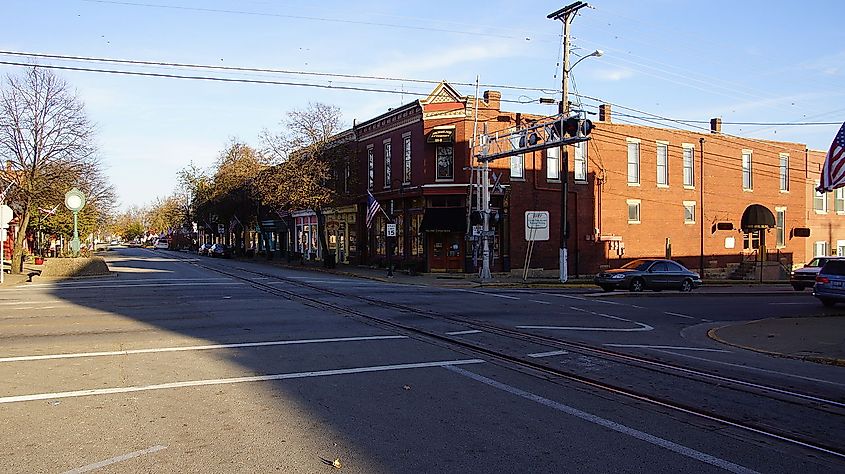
left=589, top=68, right=634, bottom=81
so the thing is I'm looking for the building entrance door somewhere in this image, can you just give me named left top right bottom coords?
left=428, top=233, right=463, bottom=272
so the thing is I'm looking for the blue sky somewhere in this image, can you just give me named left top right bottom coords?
left=2, top=0, right=843, bottom=210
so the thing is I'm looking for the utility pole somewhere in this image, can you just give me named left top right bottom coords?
left=549, top=1, right=589, bottom=283
left=479, top=123, right=493, bottom=280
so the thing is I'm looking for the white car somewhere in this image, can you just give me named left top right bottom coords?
left=154, top=239, right=169, bottom=250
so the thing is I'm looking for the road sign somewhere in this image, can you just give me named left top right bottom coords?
left=472, top=225, right=482, bottom=237
left=525, top=211, right=550, bottom=241
left=0, top=204, right=12, bottom=227
left=386, top=223, right=397, bottom=237
left=218, top=224, right=225, bottom=234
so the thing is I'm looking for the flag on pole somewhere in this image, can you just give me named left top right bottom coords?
left=817, top=121, right=845, bottom=193
left=365, top=190, right=382, bottom=229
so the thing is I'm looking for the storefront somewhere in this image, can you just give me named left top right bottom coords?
left=292, top=211, right=320, bottom=260
left=419, top=206, right=466, bottom=272
left=322, top=205, right=358, bottom=264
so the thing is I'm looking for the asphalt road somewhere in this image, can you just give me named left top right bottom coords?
left=0, top=248, right=843, bottom=473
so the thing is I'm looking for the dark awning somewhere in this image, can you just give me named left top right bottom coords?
left=740, top=204, right=775, bottom=231
left=419, top=207, right=466, bottom=233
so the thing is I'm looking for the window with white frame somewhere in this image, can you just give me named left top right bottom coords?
left=383, top=140, right=392, bottom=188
left=776, top=208, right=786, bottom=247
left=836, top=188, right=845, bottom=213
left=510, top=135, right=524, bottom=179
left=627, top=139, right=640, bottom=185
left=546, top=147, right=560, bottom=181
left=838, top=240, right=845, bottom=257
left=627, top=199, right=641, bottom=223
left=815, top=181, right=828, bottom=212
left=367, top=146, right=374, bottom=190
left=815, top=241, right=829, bottom=257
left=779, top=153, right=789, bottom=192
left=574, top=141, right=587, bottom=182
left=683, top=201, right=696, bottom=224
left=744, top=231, right=760, bottom=250
left=682, top=144, right=695, bottom=187
left=403, top=135, right=412, bottom=184
left=656, top=142, right=669, bottom=186
left=742, top=149, right=753, bottom=190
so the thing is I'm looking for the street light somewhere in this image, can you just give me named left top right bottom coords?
left=64, top=187, right=86, bottom=257
left=568, top=49, right=603, bottom=73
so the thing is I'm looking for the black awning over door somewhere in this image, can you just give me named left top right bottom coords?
left=419, top=207, right=466, bottom=233
left=740, top=204, right=776, bottom=231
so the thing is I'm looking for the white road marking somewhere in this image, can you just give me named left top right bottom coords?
left=445, top=330, right=483, bottom=336
left=604, top=344, right=730, bottom=353
left=769, top=302, right=813, bottom=305
left=61, top=445, right=167, bottom=474
left=2, top=282, right=246, bottom=291
left=445, top=366, right=758, bottom=474
left=460, top=289, right=521, bottom=300
left=518, top=306, right=653, bottom=332
left=529, top=300, right=552, bottom=305
left=527, top=350, right=569, bottom=358
left=23, top=277, right=231, bottom=287
left=0, top=335, right=408, bottom=363
left=0, top=359, right=485, bottom=404
left=663, top=311, right=696, bottom=320
left=546, top=293, right=627, bottom=306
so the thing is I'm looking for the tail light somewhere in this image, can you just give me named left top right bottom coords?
left=816, top=276, right=830, bottom=284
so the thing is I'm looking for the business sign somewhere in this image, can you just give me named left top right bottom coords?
left=525, top=211, right=550, bottom=241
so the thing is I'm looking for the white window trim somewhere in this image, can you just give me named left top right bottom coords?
left=815, top=241, right=829, bottom=257
left=814, top=180, right=828, bottom=214
left=682, top=143, right=695, bottom=189
left=656, top=140, right=669, bottom=188
left=627, top=199, right=641, bottom=224
left=402, top=132, right=412, bottom=185
left=683, top=200, right=696, bottom=224
left=626, top=138, right=640, bottom=186
left=546, top=147, right=560, bottom=181
left=835, top=188, right=845, bottom=214
left=574, top=142, right=588, bottom=183
left=383, top=139, right=392, bottom=189
left=742, top=149, right=753, bottom=192
left=779, top=153, right=790, bottom=193
left=366, top=145, right=374, bottom=191
left=775, top=206, right=786, bottom=248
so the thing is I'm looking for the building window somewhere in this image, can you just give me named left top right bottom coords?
left=627, top=199, right=641, bottom=223
left=383, top=141, right=392, bottom=188
left=574, top=141, right=587, bottom=182
left=742, top=149, right=753, bottom=190
left=776, top=208, right=786, bottom=247
left=546, top=147, right=560, bottom=181
left=683, top=201, right=695, bottom=224
left=815, top=181, right=827, bottom=213
left=835, top=188, right=845, bottom=213
left=344, top=161, right=350, bottom=194
left=627, top=139, right=640, bottom=185
left=367, top=146, right=374, bottom=190
left=779, top=153, right=789, bottom=192
left=410, top=213, right=423, bottom=256
left=683, top=144, right=695, bottom=187
left=436, top=145, right=454, bottom=180
left=510, top=135, right=524, bottom=179
left=815, top=240, right=829, bottom=257
left=403, top=135, right=412, bottom=184
left=656, top=142, right=669, bottom=186
left=743, top=231, right=761, bottom=250
left=838, top=240, right=845, bottom=257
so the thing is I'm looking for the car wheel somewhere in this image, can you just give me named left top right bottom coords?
left=680, top=279, right=693, bottom=292
left=791, top=284, right=804, bottom=291
left=629, top=278, right=644, bottom=292
left=820, top=298, right=836, bottom=307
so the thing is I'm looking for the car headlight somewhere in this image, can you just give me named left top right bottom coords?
left=610, top=274, right=626, bottom=279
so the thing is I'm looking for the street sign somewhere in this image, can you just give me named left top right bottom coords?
left=525, top=211, right=550, bottom=241
left=218, top=224, right=225, bottom=234
left=472, top=225, right=482, bottom=237
left=386, top=223, right=397, bottom=237
left=0, top=204, right=12, bottom=227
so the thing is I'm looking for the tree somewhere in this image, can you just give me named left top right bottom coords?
left=257, top=102, right=354, bottom=266
left=0, top=66, right=114, bottom=271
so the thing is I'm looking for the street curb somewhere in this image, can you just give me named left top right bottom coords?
left=707, top=322, right=845, bottom=367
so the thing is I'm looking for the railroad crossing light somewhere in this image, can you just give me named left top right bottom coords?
left=553, top=117, right=594, bottom=139
left=518, top=132, right=539, bottom=148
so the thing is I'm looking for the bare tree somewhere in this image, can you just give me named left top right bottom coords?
left=257, top=102, right=354, bottom=266
left=0, top=66, right=110, bottom=272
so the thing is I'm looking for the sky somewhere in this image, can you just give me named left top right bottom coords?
left=2, top=0, right=843, bottom=210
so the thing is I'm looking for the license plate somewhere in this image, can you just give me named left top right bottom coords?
left=834, top=281, right=843, bottom=287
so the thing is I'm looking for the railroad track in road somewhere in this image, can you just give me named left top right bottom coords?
left=179, top=255, right=845, bottom=463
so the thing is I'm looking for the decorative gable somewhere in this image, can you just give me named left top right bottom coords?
left=422, top=81, right=464, bottom=105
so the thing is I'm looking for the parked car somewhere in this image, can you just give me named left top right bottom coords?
left=594, top=259, right=702, bottom=292
left=197, top=243, right=213, bottom=256
left=812, top=259, right=845, bottom=306
left=154, top=239, right=169, bottom=250
left=209, top=244, right=232, bottom=258
left=790, top=256, right=842, bottom=290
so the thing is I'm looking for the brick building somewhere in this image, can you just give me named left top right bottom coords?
left=307, top=82, right=839, bottom=277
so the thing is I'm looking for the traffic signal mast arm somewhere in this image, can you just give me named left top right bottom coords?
left=475, top=115, right=593, bottom=162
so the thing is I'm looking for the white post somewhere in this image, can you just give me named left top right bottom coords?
left=480, top=158, right=492, bottom=280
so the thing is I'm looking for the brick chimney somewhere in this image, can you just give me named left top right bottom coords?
left=599, top=104, right=612, bottom=123
left=484, top=90, right=501, bottom=111
left=710, top=118, right=722, bottom=134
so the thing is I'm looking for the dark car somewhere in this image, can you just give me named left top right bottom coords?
left=209, top=243, right=232, bottom=258
left=812, top=259, right=845, bottom=306
left=791, top=256, right=842, bottom=290
left=594, top=259, right=702, bottom=292
left=197, top=243, right=213, bottom=256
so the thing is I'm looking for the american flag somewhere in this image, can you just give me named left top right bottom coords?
left=365, top=190, right=382, bottom=229
left=817, top=121, right=845, bottom=193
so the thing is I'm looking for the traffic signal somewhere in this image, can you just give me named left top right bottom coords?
left=550, top=117, right=593, bottom=140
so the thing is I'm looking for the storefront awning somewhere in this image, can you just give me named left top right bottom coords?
left=419, top=207, right=466, bottom=233
left=740, top=204, right=775, bottom=231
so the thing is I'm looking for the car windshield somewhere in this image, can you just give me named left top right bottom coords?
left=621, top=259, right=652, bottom=271
left=807, top=258, right=826, bottom=267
